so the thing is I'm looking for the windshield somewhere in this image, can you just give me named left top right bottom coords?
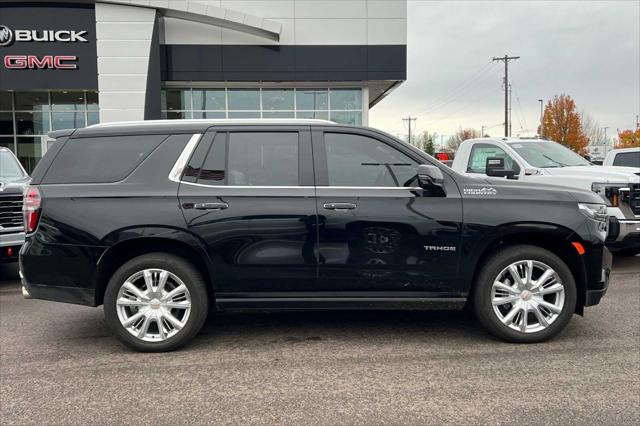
left=0, top=150, right=26, bottom=179
left=508, top=141, right=591, bottom=168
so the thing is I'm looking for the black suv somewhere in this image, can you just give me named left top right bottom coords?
left=20, top=120, right=612, bottom=351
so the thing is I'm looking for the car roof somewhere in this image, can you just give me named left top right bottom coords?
left=609, top=147, right=640, bottom=154
left=52, top=119, right=343, bottom=138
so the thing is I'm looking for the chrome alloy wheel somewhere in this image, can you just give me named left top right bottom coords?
left=116, top=269, right=191, bottom=342
left=491, top=260, right=565, bottom=333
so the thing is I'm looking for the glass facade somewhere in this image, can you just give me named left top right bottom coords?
left=0, top=90, right=99, bottom=173
left=161, top=88, right=363, bottom=125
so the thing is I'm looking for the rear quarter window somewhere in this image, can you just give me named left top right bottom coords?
left=42, top=134, right=168, bottom=184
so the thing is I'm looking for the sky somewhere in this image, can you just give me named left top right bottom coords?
left=369, top=0, right=640, bottom=144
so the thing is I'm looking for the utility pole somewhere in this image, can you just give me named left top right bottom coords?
left=538, top=99, right=544, bottom=135
left=508, top=84, right=512, bottom=137
left=402, top=116, right=417, bottom=145
left=602, top=126, right=609, bottom=156
left=481, top=125, right=485, bottom=137
left=492, top=54, right=520, bottom=137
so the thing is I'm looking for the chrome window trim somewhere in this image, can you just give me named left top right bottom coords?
left=169, top=133, right=422, bottom=190
left=178, top=180, right=421, bottom=190
left=168, top=133, right=202, bottom=183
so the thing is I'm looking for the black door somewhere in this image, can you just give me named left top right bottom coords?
left=178, top=127, right=317, bottom=302
left=312, top=127, right=464, bottom=295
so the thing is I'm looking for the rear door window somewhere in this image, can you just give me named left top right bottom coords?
left=43, top=134, right=168, bottom=184
left=192, top=132, right=299, bottom=186
left=612, top=151, right=640, bottom=167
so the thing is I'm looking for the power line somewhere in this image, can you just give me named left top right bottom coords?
left=492, top=54, right=520, bottom=137
left=414, top=61, right=500, bottom=117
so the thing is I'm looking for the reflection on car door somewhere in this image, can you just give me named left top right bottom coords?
left=178, top=127, right=318, bottom=300
left=312, top=127, right=464, bottom=295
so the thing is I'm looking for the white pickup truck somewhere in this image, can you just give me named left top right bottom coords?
left=451, top=137, right=640, bottom=255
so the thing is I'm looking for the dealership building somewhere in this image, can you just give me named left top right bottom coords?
left=0, top=0, right=407, bottom=172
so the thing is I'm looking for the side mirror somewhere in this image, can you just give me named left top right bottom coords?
left=485, top=157, right=516, bottom=179
left=417, top=164, right=444, bottom=187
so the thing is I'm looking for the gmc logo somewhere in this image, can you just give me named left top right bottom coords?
left=4, top=55, right=78, bottom=70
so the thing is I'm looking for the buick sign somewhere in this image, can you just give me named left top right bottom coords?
left=0, top=25, right=13, bottom=47
left=0, top=25, right=88, bottom=46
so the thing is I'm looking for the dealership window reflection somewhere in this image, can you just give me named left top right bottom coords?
left=0, top=90, right=99, bottom=173
left=161, top=87, right=363, bottom=125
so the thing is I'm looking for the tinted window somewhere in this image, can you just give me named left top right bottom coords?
left=467, top=144, right=517, bottom=173
left=324, top=133, right=418, bottom=187
left=613, top=151, right=640, bottom=167
left=227, top=132, right=298, bottom=186
left=198, top=133, right=227, bottom=185
left=183, top=133, right=213, bottom=183
left=43, top=134, right=167, bottom=184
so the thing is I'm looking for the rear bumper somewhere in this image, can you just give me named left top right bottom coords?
left=21, top=280, right=95, bottom=306
left=19, top=238, right=104, bottom=306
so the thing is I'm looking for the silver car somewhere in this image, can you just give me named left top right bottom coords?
left=0, top=147, right=30, bottom=262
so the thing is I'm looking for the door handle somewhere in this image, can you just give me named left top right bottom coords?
left=193, top=202, right=229, bottom=210
left=323, top=202, right=357, bottom=211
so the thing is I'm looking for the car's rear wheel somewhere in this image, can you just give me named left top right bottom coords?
left=104, top=253, right=208, bottom=352
left=473, top=245, right=577, bottom=343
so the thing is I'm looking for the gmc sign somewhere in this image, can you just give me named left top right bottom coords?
left=4, top=55, right=78, bottom=70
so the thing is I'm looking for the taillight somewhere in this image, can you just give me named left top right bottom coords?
left=435, top=152, right=450, bottom=161
left=23, top=186, right=41, bottom=234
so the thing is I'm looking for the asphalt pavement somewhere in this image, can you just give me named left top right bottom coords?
left=1, top=256, right=639, bottom=425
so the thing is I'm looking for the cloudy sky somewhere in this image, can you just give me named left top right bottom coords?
left=370, top=0, right=640, bottom=143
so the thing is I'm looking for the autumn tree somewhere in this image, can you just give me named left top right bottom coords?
left=616, top=128, right=640, bottom=149
left=447, top=128, right=480, bottom=151
left=539, top=94, right=588, bottom=154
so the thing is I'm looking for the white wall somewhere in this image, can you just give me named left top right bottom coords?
left=96, top=3, right=156, bottom=123
left=163, top=0, right=407, bottom=45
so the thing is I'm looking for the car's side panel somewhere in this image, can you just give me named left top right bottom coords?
left=177, top=127, right=319, bottom=296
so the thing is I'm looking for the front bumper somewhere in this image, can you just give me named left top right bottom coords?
left=583, top=247, right=612, bottom=307
left=606, top=217, right=640, bottom=249
left=0, top=231, right=24, bottom=262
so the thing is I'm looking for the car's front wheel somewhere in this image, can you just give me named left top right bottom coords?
left=104, top=253, right=209, bottom=352
left=473, top=245, right=577, bottom=343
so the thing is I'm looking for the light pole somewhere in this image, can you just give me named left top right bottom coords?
left=538, top=99, right=544, bottom=136
left=602, top=126, right=609, bottom=156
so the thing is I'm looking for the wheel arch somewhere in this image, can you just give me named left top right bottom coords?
left=463, top=223, right=588, bottom=314
left=94, top=231, right=215, bottom=306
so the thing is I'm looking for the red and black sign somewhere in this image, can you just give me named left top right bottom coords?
left=0, top=1, right=97, bottom=90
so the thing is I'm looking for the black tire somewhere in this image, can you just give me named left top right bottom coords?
left=473, top=245, right=577, bottom=343
left=104, top=253, right=209, bottom=352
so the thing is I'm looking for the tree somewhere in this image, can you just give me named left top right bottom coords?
left=415, top=130, right=438, bottom=155
left=580, top=110, right=604, bottom=146
left=616, top=128, right=640, bottom=149
left=447, top=128, right=480, bottom=151
left=539, top=94, right=588, bottom=155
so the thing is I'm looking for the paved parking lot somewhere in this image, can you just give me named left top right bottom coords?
left=1, top=256, right=639, bottom=425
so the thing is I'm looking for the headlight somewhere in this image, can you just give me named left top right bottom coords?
left=578, top=203, right=608, bottom=221
left=591, top=182, right=626, bottom=206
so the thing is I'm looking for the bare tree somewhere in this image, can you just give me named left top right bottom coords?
left=447, top=128, right=480, bottom=151
left=415, top=130, right=438, bottom=154
left=580, top=110, right=604, bottom=146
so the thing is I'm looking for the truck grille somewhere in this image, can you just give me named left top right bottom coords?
left=630, top=183, right=640, bottom=216
left=0, top=194, right=24, bottom=232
